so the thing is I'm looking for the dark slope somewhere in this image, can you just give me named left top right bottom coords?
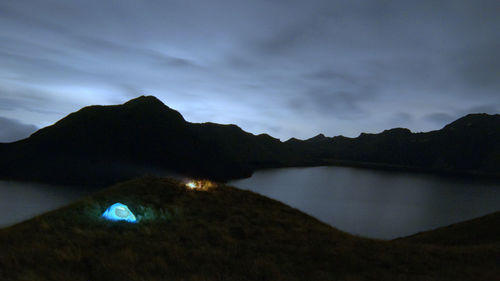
left=322, top=114, right=500, bottom=175
left=0, top=96, right=299, bottom=185
left=1, top=177, right=498, bottom=281
left=284, top=114, right=500, bottom=176
left=1, top=95, right=500, bottom=185
left=399, top=211, right=500, bottom=246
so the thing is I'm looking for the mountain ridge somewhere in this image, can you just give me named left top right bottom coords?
left=1, top=95, right=500, bottom=185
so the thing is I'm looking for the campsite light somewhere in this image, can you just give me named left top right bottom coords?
left=102, top=203, right=137, bottom=223
left=186, top=181, right=198, bottom=189
left=185, top=179, right=216, bottom=191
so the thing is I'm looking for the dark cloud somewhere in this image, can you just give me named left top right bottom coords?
left=423, top=113, right=456, bottom=127
left=422, top=103, right=499, bottom=130
left=452, top=43, right=500, bottom=93
left=289, top=89, right=370, bottom=120
left=303, top=69, right=359, bottom=86
left=0, top=85, right=72, bottom=115
left=391, top=112, right=414, bottom=128
left=465, top=104, right=499, bottom=115
left=0, top=116, right=37, bottom=142
left=0, top=0, right=498, bottom=140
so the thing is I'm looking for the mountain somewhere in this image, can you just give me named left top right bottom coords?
left=1, top=176, right=498, bottom=280
left=0, top=96, right=296, bottom=185
left=320, top=114, right=500, bottom=175
left=1, top=95, right=500, bottom=185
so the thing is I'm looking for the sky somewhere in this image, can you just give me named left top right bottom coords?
left=0, top=0, right=499, bottom=142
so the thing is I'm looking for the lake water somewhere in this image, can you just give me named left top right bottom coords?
left=0, top=181, right=95, bottom=228
left=230, top=166, right=500, bottom=239
left=2, top=167, right=500, bottom=239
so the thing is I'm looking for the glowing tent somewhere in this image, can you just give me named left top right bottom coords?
left=102, top=203, right=137, bottom=223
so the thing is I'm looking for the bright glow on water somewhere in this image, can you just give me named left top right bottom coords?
left=102, top=203, right=137, bottom=223
left=230, top=166, right=500, bottom=239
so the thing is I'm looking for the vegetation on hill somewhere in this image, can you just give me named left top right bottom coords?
left=0, top=177, right=498, bottom=281
left=399, top=211, right=500, bottom=246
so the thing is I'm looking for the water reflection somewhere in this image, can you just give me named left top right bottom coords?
left=230, top=166, right=500, bottom=239
left=0, top=181, right=95, bottom=228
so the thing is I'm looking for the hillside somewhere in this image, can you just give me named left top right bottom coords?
left=1, top=95, right=500, bottom=185
left=0, top=177, right=498, bottom=281
left=0, top=96, right=298, bottom=185
left=399, top=211, right=500, bottom=246
left=319, top=114, right=500, bottom=175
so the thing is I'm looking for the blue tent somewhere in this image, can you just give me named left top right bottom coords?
left=102, top=203, right=137, bottom=223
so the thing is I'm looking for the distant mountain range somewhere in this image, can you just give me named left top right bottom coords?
left=1, top=95, right=500, bottom=185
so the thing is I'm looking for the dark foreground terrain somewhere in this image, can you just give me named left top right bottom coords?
left=1, top=177, right=498, bottom=281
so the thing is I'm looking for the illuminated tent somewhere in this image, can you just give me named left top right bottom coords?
left=102, top=203, right=137, bottom=223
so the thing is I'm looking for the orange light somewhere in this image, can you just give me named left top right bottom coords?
left=185, top=179, right=216, bottom=191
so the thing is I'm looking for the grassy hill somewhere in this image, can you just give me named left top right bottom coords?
left=1, top=177, right=498, bottom=281
left=398, top=210, right=500, bottom=246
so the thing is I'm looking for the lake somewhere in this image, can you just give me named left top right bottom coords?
left=2, top=166, right=500, bottom=239
left=230, top=166, right=500, bottom=239
left=0, top=181, right=95, bottom=228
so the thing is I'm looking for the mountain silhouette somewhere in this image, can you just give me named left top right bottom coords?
left=0, top=96, right=295, bottom=184
left=1, top=96, right=499, bottom=185
left=321, top=114, right=500, bottom=174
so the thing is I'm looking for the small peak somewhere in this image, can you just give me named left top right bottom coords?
left=123, top=95, right=166, bottom=107
left=443, top=113, right=500, bottom=130
left=382, top=128, right=412, bottom=135
left=285, top=137, right=302, bottom=143
left=464, top=113, right=493, bottom=118
left=306, top=133, right=329, bottom=143
left=122, top=95, right=185, bottom=122
left=257, top=133, right=273, bottom=139
left=257, top=133, right=281, bottom=142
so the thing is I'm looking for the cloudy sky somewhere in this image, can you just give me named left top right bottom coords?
left=0, top=0, right=498, bottom=142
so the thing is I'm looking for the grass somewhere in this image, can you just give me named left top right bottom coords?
left=0, top=177, right=499, bottom=280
